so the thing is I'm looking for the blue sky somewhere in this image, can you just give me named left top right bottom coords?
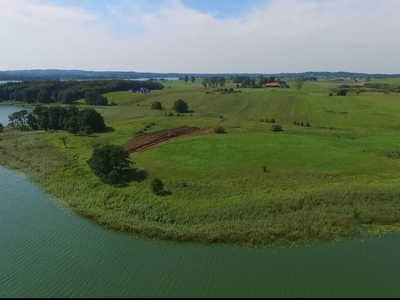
left=1, top=0, right=400, bottom=73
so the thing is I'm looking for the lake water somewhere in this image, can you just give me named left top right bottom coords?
left=0, top=106, right=32, bottom=125
left=1, top=165, right=400, bottom=297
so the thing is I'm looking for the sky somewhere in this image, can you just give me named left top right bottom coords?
left=1, top=0, right=399, bottom=73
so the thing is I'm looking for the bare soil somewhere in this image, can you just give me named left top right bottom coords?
left=124, top=126, right=212, bottom=153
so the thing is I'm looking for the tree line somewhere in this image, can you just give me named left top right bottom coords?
left=201, top=77, right=227, bottom=88
left=7, top=106, right=106, bottom=134
left=0, top=80, right=164, bottom=105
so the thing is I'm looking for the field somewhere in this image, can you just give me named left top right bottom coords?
left=2, top=78, right=400, bottom=246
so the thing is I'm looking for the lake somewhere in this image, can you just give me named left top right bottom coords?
left=0, top=105, right=32, bottom=125
left=1, top=164, right=400, bottom=297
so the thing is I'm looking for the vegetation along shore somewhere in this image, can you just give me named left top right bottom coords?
left=1, top=76, right=400, bottom=246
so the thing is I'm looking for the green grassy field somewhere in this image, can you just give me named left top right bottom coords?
left=2, top=79, right=400, bottom=246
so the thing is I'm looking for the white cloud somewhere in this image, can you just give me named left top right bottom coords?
left=0, top=0, right=399, bottom=73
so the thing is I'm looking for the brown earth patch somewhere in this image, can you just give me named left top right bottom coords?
left=124, top=126, right=212, bottom=153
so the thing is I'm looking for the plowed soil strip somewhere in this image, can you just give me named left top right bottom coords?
left=124, top=126, right=212, bottom=153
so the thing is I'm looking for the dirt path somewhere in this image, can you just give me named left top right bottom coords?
left=124, top=126, right=212, bottom=153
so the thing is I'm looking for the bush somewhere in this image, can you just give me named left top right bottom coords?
left=300, top=122, right=304, bottom=126
left=270, top=125, right=283, bottom=132
left=151, top=101, right=162, bottom=110
left=294, top=121, right=298, bottom=125
left=329, top=93, right=333, bottom=96
left=306, top=122, right=311, bottom=127
left=270, top=119, right=276, bottom=123
left=214, top=126, right=226, bottom=134
left=87, top=145, right=134, bottom=185
left=110, top=101, right=117, bottom=106
left=173, top=99, right=189, bottom=113
left=337, top=89, right=348, bottom=96
left=150, top=178, right=164, bottom=195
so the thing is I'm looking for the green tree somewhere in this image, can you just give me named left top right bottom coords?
left=84, top=90, right=108, bottom=106
left=268, top=76, right=276, bottom=83
left=77, top=108, right=106, bottom=133
left=173, top=99, right=189, bottom=113
left=87, top=145, right=135, bottom=185
left=190, top=76, right=195, bottom=83
left=66, top=120, right=80, bottom=135
left=0, top=122, right=3, bottom=133
left=8, top=110, right=29, bottom=130
left=151, top=101, right=162, bottom=110
left=218, top=77, right=226, bottom=87
left=202, top=78, right=209, bottom=88
left=295, top=77, right=305, bottom=91
left=37, top=89, right=51, bottom=103
left=184, top=76, right=189, bottom=83
left=84, top=125, right=94, bottom=136
left=150, top=178, right=164, bottom=195
left=58, top=90, right=75, bottom=104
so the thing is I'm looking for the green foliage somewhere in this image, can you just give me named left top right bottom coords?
left=270, top=124, right=283, bottom=132
left=213, top=126, right=226, bottom=134
left=329, top=92, right=333, bottom=96
left=77, top=108, right=106, bottom=133
left=173, top=99, right=189, bottom=113
left=295, top=77, right=305, bottom=91
left=150, top=178, right=164, bottom=195
left=87, top=145, right=135, bottom=185
left=337, top=89, right=348, bottom=96
left=37, top=89, right=52, bottom=103
left=190, top=76, right=196, bottom=83
left=85, top=90, right=109, bottom=106
left=84, top=126, right=94, bottom=136
left=184, top=76, right=189, bottom=83
left=0, top=122, right=3, bottom=133
left=151, top=101, right=162, bottom=110
left=66, top=120, right=80, bottom=135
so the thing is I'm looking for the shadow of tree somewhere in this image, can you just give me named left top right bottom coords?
left=114, top=169, right=148, bottom=187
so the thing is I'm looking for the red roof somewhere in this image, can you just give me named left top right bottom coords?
left=264, top=82, right=281, bottom=87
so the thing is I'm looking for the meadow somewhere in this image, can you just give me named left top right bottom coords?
left=1, top=78, right=400, bottom=246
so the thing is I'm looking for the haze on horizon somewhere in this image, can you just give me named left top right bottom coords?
left=1, top=0, right=399, bottom=74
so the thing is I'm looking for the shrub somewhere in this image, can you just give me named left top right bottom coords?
left=300, top=122, right=304, bottom=126
left=265, top=119, right=269, bottom=123
left=168, top=112, right=174, bottom=117
left=270, top=119, right=276, bottom=123
left=173, top=99, right=189, bottom=113
left=329, top=93, right=333, bottom=96
left=337, top=89, right=347, bottom=96
left=306, top=122, right=311, bottom=127
left=263, top=166, right=268, bottom=173
left=150, top=178, right=164, bottom=195
left=151, top=101, right=162, bottom=110
left=214, top=126, right=226, bottom=134
left=294, top=121, right=298, bottom=125
left=110, top=101, right=117, bottom=106
left=270, top=125, right=283, bottom=132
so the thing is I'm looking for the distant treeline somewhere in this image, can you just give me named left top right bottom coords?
left=1, top=70, right=399, bottom=81
left=0, top=80, right=164, bottom=104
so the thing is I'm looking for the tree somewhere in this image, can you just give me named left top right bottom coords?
left=173, top=99, right=189, bottom=113
left=77, top=108, right=106, bottom=133
left=295, top=77, right=305, bottom=91
left=58, top=90, right=75, bottom=104
left=336, top=89, right=347, bottom=96
left=151, top=101, right=162, bottom=110
left=202, top=78, right=209, bottom=88
left=270, top=124, right=283, bottom=132
left=190, top=76, right=195, bottom=83
left=184, top=76, right=189, bottom=83
left=218, top=77, right=226, bottom=87
left=84, top=90, right=108, bottom=106
left=150, top=178, right=164, bottom=195
left=269, top=76, right=276, bottom=83
left=84, top=125, right=94, bottom=136
left=87, top=145, right=135, bottom=185
left=66, top=120, right=80, bottom=135
left=0, top=122, right=3, bottom=133
left=8, top=110, right=29, bottom=130
left=37, top=89, right=51, bottom=103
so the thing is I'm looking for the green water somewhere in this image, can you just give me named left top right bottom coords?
left=1, top=167, right=400, bottom=297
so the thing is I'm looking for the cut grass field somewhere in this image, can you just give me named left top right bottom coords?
left=2, top=79, right=400, bottom=246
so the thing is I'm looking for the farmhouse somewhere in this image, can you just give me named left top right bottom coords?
left=264, top=82, right=281, bottom=88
